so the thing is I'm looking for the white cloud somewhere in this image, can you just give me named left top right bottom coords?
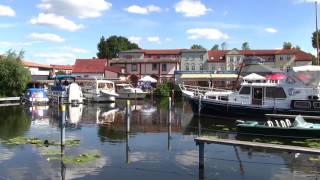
left=125, top=5, right=161, bottom=15
left=265, top=27, right=278, bottom=33
left=61, top=46, right=89, bottom=53
left=37, top=0, right=112, bottom=19
left=30, top=13, right=84, bottom=32
left=0, top=41, right=33, bottom=47
left=29, top=32, right=65, bottom=43
left=147, top=36, right=161, bottom=44
left=0, top=4, right=15, bottom=17
left=129, top=36, right=142, bottom=44
left=186, top=28, right=229, bottom=40
left=34, top=52, right=75, bottom=64
left=175, top=0, right=211, bottom=17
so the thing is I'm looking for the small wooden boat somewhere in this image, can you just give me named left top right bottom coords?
left=236, top=115, right=320, bottom=138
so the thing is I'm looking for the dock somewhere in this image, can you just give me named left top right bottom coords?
left=0, top=97, right=20, bottom=105
left=194, top=136, right=320, bottom=169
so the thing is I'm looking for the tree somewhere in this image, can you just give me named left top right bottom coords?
left=283, top=42, right=293, bottom=49
left=241, top=42, right=250, bottom=50
left=0, top=50, right=31, bottom=97
left=221, top=42, right=227, bottom=50
left=96, top=35, right=140, bottom=59
left=190, top=44, right=206, bottom=50
left=312, top=31, right=320, bottom=49
left=211, top=44, right=219, bottom=50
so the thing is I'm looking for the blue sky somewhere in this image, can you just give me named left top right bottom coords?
left=0, top=0, right=319, bottom=64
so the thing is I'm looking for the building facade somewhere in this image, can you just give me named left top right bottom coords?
left=180, top=49, right=208, bottom=71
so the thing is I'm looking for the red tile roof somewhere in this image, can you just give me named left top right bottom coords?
left=51, top=64, right=73, bottom=70
left=208, top=50, right=227, bottom=62
left=22, top=60, right=52, bottom=69
left=73, top=59, right=107, bottom=73
left=143, top=49, right=184, bottom=55
left=105, top=66, right=123, bottom=73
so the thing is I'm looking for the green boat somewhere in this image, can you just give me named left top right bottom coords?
left=236, top=115, right=320, bottom=138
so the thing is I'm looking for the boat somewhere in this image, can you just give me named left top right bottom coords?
left=180, top=65, right=320, bottom=117
left=236, top=115, right=320, bottom=138
left=49, top=75, right=83, bottom=104
left=82, top=79, right=119, bottom=102
left=22, top=82, right=49, bottom=105
left=115, top=84, right=147, bottom=99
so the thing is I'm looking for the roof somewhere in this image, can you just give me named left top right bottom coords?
left=208, top=50, right=227, bottom=62
left=105, top=66, right=123, bottom=73
left=73, top=59, right=107, bottom=73
left=50, top=64, right=73, bottom=70
left=143, top=49, right=183, bottom=55
left=22, top=60, right=52, bottom=69
left=180, top=73, right=239, bottom=79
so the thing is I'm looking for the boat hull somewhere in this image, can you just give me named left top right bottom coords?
left=187, top=97, right=320, bottom=118
left=116, top=93, right=147, bottom=99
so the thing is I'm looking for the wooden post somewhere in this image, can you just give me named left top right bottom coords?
left=168, top=97, right=172, bottom=151
left=199, top=142, right=205, bottom=169
left=198, top=95, right=202, bottom=117
left=126, top=100, right=131, bottom=133
left=60, top=104, right=66, bottom=146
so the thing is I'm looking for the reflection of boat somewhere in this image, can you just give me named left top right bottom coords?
left=82, top=80, right=119, bottom=102
left=181, top=66, right=320, bottom=117
left=49, top=75, right=83, bottom=104
left=236, top=115, right=320, bottom=138
left=141, top=106, right=157, bottom=115
left=96, top=107, right=118, bottom=124
left=29, top=105, right=50, bottom=127
left=67, top=104, right=83, bottom=124
left=116, top=84, right=147, bottom=99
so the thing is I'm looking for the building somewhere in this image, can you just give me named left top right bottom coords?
left=180, top=49, right=208, bottom=71
left=22, top=60, right=53, bottom=80
left=72, top=59, right=108, bottom=78
left=51, top=64, right=73, bottom=74
left=110, top=49, right=182, bottom=84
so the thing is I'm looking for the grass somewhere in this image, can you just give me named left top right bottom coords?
left=292, top=139, right=320, bottom=148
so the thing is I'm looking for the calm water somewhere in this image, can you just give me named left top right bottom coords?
left=0, top=98, right=320, bottom=180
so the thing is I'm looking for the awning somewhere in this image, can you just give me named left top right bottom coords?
left=180, top=74, right=240, bottom=79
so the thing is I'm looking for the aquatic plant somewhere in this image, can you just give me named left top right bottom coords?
left=292, top=139, right=320, bottom=148
left=1, top=136, right=80, bottom=147
left=48, top=153, right=101, bottom=165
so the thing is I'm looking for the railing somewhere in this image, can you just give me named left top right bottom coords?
left=179, top=84, right=232, bottom=97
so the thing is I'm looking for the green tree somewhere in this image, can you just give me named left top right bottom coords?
left=0, top=50, right=31, bottom=97
left=221, top=42, right=227, bottom=50
left=211, top=44, right=219, bottom=50
left=312, top=31, right=320, bottom=49
left=242, top=42, right=250, bottom=50
left=97, top=35, right=140, bottom=59
left=283, top=42, right=293, bottom=49
left=190, top=44, right=206, bottom=50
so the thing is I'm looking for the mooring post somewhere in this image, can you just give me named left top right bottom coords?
left=168, top=97, right=172, bottom=151
left=126, top=131, right=130, bottom=164
left=198, top=95, right=202, bottom=117
left=60, top=104, right=66, bottom=146
left=126, top=100, right=131, bottom=133
left=199, top=142, right=205, bottom=169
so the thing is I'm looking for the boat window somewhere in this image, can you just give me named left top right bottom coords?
left=207, top=96, right=216, bottom=100
left=313, top=102, right=320, bottom=109
left=265, top=87, right=287, bottom=98
left=239, top=86, right=250, bottom=95
left=219, top=96, right=228, bottom=101
left=294, top=101, right=311, bottom=109
left=98, top=83, right=105, bottom=89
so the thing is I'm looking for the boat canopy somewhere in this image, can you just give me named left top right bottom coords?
left=293, top=115, right=313, bottom=128
left=243, top=73, right=266, bottom=81
left=293, top=65, right=320, bottom=72
left=139, top=76, right=157, bottom=83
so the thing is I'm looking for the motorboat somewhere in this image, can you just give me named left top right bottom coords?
left=49, top=75, right=83, bottom=104
left=236, top=115, right=320, bottom=138
left=116, top=84, right=147, bottom=99
left=180, top=65, right=320, bottom=117
left=22, top=82, right=49, bottom=105
left=82, top=79, right=119, bottom=102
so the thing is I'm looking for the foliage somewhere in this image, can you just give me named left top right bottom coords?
left=312, top=30, right=320, bottom=49
left=292, top=139, right=320, bottom=148
left=221, top=42, right=227, bottom=50
left=241, top=42, right=250, bottom=50
left=283, top=42, right=293, bottom=49
left=211, top=44, right=219, bottom=50
left=311, top=54, right=318, bottom=65
left=190, top=44, right=206, bottom=50
left=0, top=50, right=31, bottom=97
left=155, top=82, right=173, bottom=97
left=96, top=35, right=140, bottom=59
left=48, top=152, right=101, bottom=165
left=1, top=136, right=80, bottom=147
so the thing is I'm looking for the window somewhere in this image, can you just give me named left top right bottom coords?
left=131, top=64, right=137, bottom=71
left=211, top=65, right=215, bottom=70
left=266, top=87, right=287, bottom=98
left=280, top=56, right=283, bottom=60
left=200, top=55, right=203, bottom=60
left=199, top=64, right=204, bottom=70
left=287, top=55, right=291, bottom=60
left=237, top=56, right=241, bottom=62
left=152, top=63, right=157, bottom=71
left=162, top=64, right=167, bottom=72
left=239, top=86, right=250, bottom=95
left=185, top=63, right=189, bottom=70
left=294, top=101, right=311, bottom=109
left=191, top=63, right=195, bottom=70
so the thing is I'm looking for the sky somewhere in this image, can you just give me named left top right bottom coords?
left=0, top=0, right=319, bottom=65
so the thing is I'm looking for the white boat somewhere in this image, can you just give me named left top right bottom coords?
left=116, top=84, right=147, bottom=99
left=49, top=75, right=83, bottom=104
left=180, top=65, right=320, bottom=117
left=82, top=79, right=119, bottom=102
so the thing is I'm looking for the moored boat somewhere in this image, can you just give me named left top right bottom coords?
left=22, top=82, right=49, bottom=105
left=115, top=84, right=147, bottom=99
left=180, top=65, right=320, bottom=117
left=236, top=115, right=320, bottom=138
left=82, top=79, right=119, bottom=102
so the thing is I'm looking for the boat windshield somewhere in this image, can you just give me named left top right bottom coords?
left=293, top=115, right=312, bottom=128
left=290, top=70, right=320, bottom=87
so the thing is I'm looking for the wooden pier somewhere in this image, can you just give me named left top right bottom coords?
left=195, top=136, right=320, bottom=169
left=0, top=97, right=20, bottom=106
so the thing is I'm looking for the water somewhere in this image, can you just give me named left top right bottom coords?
left=0, top=98, right=320, bottom=180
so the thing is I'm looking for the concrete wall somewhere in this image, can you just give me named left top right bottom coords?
left=28, top=67, right=51, bottom=76
left=105, top=71, right=118, bottom=79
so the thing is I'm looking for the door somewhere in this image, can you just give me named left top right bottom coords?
left=252, top=87, right=263, bottom=105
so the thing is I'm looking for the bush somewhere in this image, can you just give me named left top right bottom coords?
left=0, top=50, right=31, bottom=97
left=155, top=82, right=173, bottom=97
